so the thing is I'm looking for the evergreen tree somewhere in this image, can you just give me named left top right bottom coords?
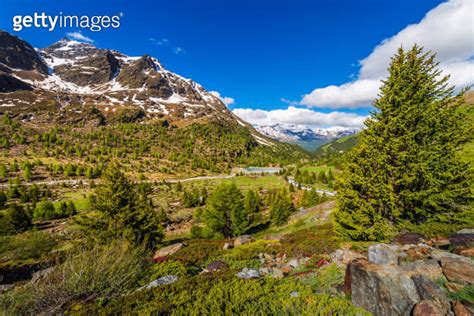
left=201, top=183, right=246, bottom=238
left=244, top=190, right=261, bottom=223
left=335, top=45, right=472, bottom=241
left=270, top=188, right=295, bottom=226
left=88, top=164, right=163, bottom=249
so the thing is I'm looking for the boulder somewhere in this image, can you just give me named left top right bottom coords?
left=440, top=257, right=474, bottom=285
left=454, top=247, right=474, bottom=257
left=411, top=275, right=450, bottom=314
left=412, top=300, right=445, bottom=316
left=452, top=301, right=472, bottom=316
left=367, top=244, right=404, bottom=265
left=400, top=259, right=443, bottom=281
left=449, top=233, right=474, bottom=249
left=233, top=235, right=254, bottom=247
left=144, top=275, right=178, bottom=289
left=393, top=233, right=427, bottom=245
left=153, top=243, right=184, bottom=261
left=236, top=268, right=260, bottom=279
left=347, top=259, right=420, bottom=315
left=259, top=267, right=270, bottom=276
left=205, top=260, right=227, bottom=272
left=288, top=259, right=300, bottom=268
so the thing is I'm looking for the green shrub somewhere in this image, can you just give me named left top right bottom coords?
left=99, top=274, right=370, bottom=315
left=1, top=242, right=144, bottom=314
left=0, top=231, right=56, bottom=261
left=149, top=260, right=189, bottom=280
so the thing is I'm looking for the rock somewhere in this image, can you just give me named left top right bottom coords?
left=457, top=228, right=474, bottom=234
left=271, top=268, right=284, bottom=279
left=452, top=301, right=472, bottom=316
left=259, top=267, right=270, bottom=276
left=281, top=265, right=292, bottom=274
left=449, top=233, right=474, bottom=249
left=411, top=275, right=450, bottom=314
left=0, top=284, right=13, bottom=293
left=347, top=258, right=420, bottom=315
left=144, top=275, right=178, bottom=289
left=233, top=235, right=254, bottom=247
left=402, top=244, right=431, bottom=262
left=290, top=291, right=299, bottom=298
left=367, top=244, right=404, bottom=265
left=276, top=253, right=287, bottom=262
left=400, top=259, right=443, bottom=281
left=330, top=249, right=366, bottom=268
left=446, top=282, right=465, bottom=293
left=455, top=247, right=474, bottom=257
left=412, top=300, right=445, bottom=316
left=288, top=259, right=300, bottom=268
left=440, top=256, right=474, bottom=285
left=430, top=237, right=451, bottom=249
left=236, top=268, right=260, bottom=279
left=153, top=243, right=184, bottom=261
left=31, top=267, right=54, bottom=284
left=223, top=242, right=233, bottom=250
left=205, top=261, right=227, bottom=272
left=393, top=233, right=427, bottom=245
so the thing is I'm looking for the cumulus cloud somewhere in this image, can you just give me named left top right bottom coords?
left=232, top=106, right=368, bottom=128
left=210, top=91, right=235, bottom=106
left=66, top=32, right=94, bottom=43
left=301, top=0, right=474, bottom=109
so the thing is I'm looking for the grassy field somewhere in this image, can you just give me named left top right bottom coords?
left=181, top=174, right=289, bottom=192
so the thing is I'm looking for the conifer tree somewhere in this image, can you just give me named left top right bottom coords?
left=335, top=45, right=472, bottom=241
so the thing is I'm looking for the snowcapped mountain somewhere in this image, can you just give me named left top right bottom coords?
left=254, top=123, right=360, bottom=149
left=0, top=31, right=247, bottom=127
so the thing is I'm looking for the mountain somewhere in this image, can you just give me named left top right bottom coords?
left=0, top=31, right=251, bottom=129
left=255, top=123, right=360, bottom=150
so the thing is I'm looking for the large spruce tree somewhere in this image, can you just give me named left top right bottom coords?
left=334, top=45, right=472, bottom=241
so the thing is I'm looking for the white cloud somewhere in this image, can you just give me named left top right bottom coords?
left=232, top=106, right=368, bottom=128
left=66, top=32, right=94, bottom=43
left=301, top=0, right=474, bottom=109
left=210, top=91, right=235, bottom=106
left=174, top=47, right=184, bottom=54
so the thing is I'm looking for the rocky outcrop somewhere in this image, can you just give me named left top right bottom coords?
left=344, top=241, right=474, bottom=316
left=348, top=258, right=420, bottom=315
left=0, top=30, right=48, bottom=74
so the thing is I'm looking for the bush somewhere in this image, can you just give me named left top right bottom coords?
left=99, top=274, right=370, bottom=315
left=0, top=231, right=56, bottom=261
left=0, top=204, right=32, bottom=235
left=1, top=242, right=145, bottom=314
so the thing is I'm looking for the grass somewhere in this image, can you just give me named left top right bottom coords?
left=298, top=165, right=334, bottom=173
left=182, top=174, right=289, bottom=192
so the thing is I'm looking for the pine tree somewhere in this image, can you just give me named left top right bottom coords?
left=270, top=188, right=295, bottom=226
left=335, top=45, right=472, bottom=241
left=201, top=183, right=246, bottom=238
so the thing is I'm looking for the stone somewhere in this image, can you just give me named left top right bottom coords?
left=144, top=275, right=178, bottom=289
left=330, top=249, right=365, bottom=268
left=153, top=243, right=184, bottom=261
left=259, top=267, right=270, bottom=276
left=457, top=228, right=474, bottom=234
left=271, top=268, right=284, bottom=279
left=205, top=261, right=227, bottom=272
left=446, top=282, right=465, bottom=293
left=31, top=267, right=54, bottom=284
left=223, top=242, right=233, bottom=250
left=236, top=268, right=260, bottom=279
left=452, top=301, right=471, bottom=316
left=281, top=265, right=292, bottom=274
left=411, top=275, right=450, bottom=314
left=455, top=247, right=474, bottom=257
left=412, top=300, right=445, bottom=316
left=233, top=235, right=254, bottom=247
left=400, top=259, right=443, bottom=281
left=393, top=233, right=427, bottom=245
left=347, top=259, right=420, bottom=315
left=449, top=233, right=474, bottom=249
left=290, top=291, right=299, bottom=298
left=402, top=244, right=431, bottom=262
left=440, top=257, right=474, bottom=285
left=430, top=237, right=451, bottom=249
left=367, top=243, right=403, bottom=265
left=288, top=259, right=300, bottom=268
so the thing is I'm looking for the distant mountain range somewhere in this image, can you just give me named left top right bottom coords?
left=254, top=123, right=360, bottom=150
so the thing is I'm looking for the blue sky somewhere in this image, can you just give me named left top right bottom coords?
left=1, top=0, right=472, bottom=128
